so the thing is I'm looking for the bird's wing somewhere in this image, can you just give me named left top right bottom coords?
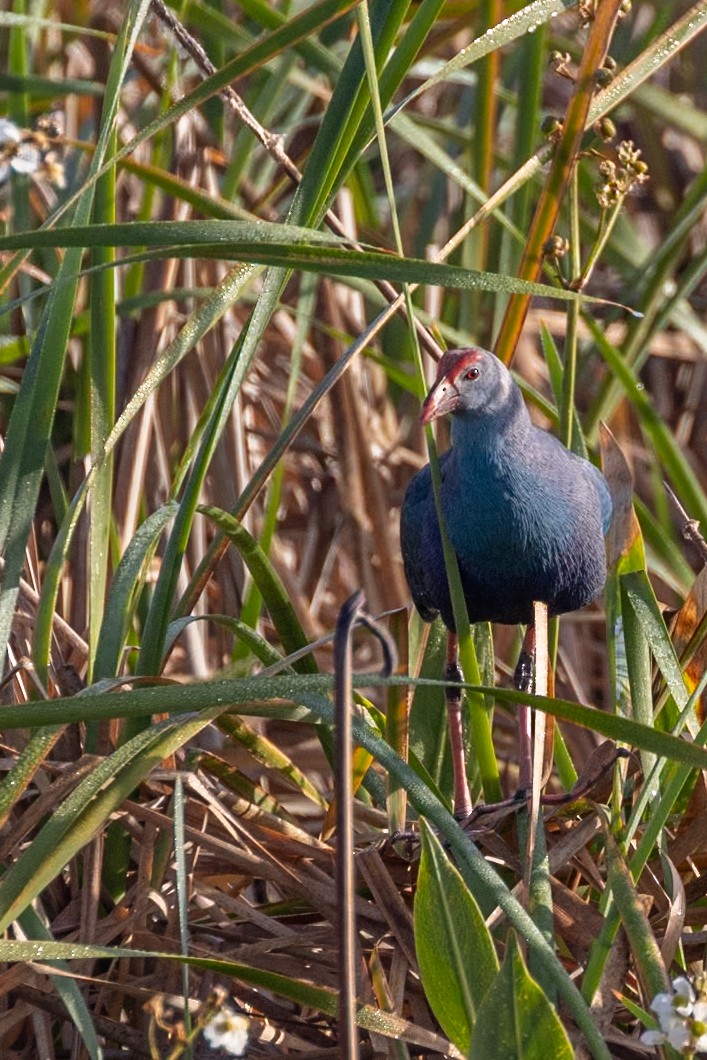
left=400, top=454, right=451, bottom=622
left=529, top=429, right=613, bottom=535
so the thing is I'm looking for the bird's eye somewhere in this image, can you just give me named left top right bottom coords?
left=465, top=367, right=479, bottom=380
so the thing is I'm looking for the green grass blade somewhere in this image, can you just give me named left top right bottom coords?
left=0, top=708, right=223, bottom=933
left=94, top=503, right=179, bottom=680
left=0, top=0, right=152, bottom=663
left=0, top=940, right=459, bottom=1055
left=199, top=505, right=318, bottom=674
left=87, top=122, right=117, bottom=680
left=16, top=905, right=102, bottom=1060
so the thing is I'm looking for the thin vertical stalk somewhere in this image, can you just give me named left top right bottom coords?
left=462, top=0, right=500, bottom=336
left=88, top=126, right=117, bottom=684
left=334, top=592, right=364, bottom=1060
left=494, top=22, right=546, bottom=335
left=173, top=774, right=193, bottom=1054
left=8, top=0, right=30, bottom=245
left=495, top=0, right=624, bottom=364
left=559, top=168, right=581, bottom=449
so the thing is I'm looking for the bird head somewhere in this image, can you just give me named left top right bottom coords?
left=420, top=347, right=513, bottom=425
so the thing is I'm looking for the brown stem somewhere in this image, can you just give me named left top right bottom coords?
left=494, top=0, right=625, bottom=365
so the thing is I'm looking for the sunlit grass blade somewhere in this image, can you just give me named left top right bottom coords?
left=16, top=905, right=102, bottom=1060
left=87, top=118, right=117, bottom=681
left=0, top=940, right=462, bottom=1055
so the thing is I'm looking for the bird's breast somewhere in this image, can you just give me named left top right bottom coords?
left=442, top=453, right=593, bottom=580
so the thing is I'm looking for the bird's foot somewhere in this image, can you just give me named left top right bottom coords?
left=444, top=659, right=463, bottom=693
left=513, top=648, right=535, bottom=693
left=458, top=791, right=527, bottom=836
left=444, top=660, right=464, bottom=716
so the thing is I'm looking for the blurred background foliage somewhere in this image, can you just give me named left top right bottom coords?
left=0, top=0, right=706, bottom=1056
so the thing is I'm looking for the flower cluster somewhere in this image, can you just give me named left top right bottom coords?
left=641, top=976, right=707, bottom=1055
left=0, top=115, right=64, bottom=187
left=595, top=139, right=649, bottom=210
left=202, top=1002, right=250, bottom=1056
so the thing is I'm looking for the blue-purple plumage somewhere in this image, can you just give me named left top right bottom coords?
left=400, top=348, right=611, bottom=630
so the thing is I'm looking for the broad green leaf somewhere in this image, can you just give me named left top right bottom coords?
left=621, top=570, right=691, bottom=714
left=620, top=577, right=656, bottom=780
left=415, top=821, right=498, bottom=1053
left=87, top=122, right=118, bottom=681
left=470, top=933, right=573, bottom=1060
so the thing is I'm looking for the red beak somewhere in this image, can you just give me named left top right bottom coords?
left=420, top=376, right=460, bottom=425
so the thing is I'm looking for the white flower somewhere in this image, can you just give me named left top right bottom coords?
left=642, top=975, right=707, bottom=1054
left=666, top=1018, right=693, bottom=1051
left=650, top=991, right=676, bottom=1019
left=0, top=117, right=41, bottom=182
left=9, top=141, right=40, bottom=174
left=0, top=119, right=21, bottom=147
left=674, top=977, right=696, bottom=1015
left=202, top=1004, right=250, bottom=1056
left=640, top=1029, right=667, bottom=1046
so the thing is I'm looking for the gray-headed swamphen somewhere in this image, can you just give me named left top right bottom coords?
left=400, top=347, right=612, bottom=816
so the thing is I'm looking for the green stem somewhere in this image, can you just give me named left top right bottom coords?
left=576, top=197, right=623, bottom=291
left=559, top=168, right=582, bottom=449
left=426, top=442, right=502, bottom=805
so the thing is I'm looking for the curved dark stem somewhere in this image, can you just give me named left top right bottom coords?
left=334, top=590, right=365, bottom=1060
left=354, top=612, right=397, bottom=678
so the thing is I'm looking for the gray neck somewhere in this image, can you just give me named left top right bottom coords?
left=450, top=384, right=530, bottom=458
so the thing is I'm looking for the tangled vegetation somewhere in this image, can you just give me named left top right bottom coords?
left=0, top=0, right=706, bottom=1056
